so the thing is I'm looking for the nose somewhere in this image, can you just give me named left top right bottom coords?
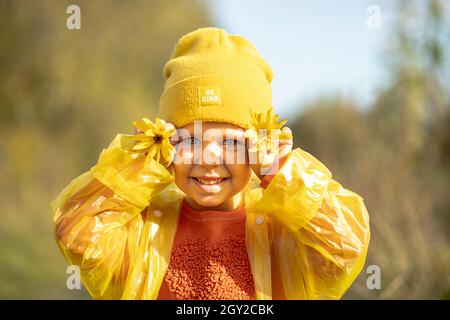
left=198, top=140, right=223, bottom=166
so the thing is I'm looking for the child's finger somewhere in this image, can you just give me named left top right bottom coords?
left=280, top=127, right=293, bottom=142
left=170, top=130, right=180, bottom=146
left=162, top=122, right=180, bottom=146
left=278, top=127, right=293, bottom=158
left=245, top=136, right=259, bottom=165
left=279, top=127, right=293, bottom=148
left=281, top=126, right=292, bottom=135
left=164, top=122, right=175, bottom=132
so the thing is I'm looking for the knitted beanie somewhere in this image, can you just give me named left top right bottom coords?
left=158, top=27, right=274, bottom=129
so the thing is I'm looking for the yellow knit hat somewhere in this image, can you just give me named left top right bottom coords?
left=158, top=27, right=274, bottom=129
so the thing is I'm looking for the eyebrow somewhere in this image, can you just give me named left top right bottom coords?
left=224, top=129, right=245, bottom=137
left=182, top=128, right=245, bottom=137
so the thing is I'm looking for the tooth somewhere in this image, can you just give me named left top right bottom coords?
left=196, top=178, right=223, bottom=185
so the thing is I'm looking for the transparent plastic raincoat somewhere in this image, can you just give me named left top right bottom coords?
left=51, top=133, right=370, bottom=300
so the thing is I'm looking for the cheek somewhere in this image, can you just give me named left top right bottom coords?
left=174, top=143, right=196, bottom=164
left=223, top=144, right=248, bottom=165
left=228, top=164, right=252, bottom=188
left=173, top=163, right=192, bottom=188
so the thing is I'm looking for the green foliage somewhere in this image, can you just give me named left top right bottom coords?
left=291, top=0, right=450, bottom=299
left=0, top=0, right=448, bottom=299
left=0, top=0, right=211, bottom=299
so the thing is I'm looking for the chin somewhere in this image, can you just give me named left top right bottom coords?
left=192, top=195, right=226, bottom=208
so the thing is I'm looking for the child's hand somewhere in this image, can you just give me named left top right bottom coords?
left=247, top=126, right=293, bottom=180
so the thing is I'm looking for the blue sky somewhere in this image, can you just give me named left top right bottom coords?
left=206, top=0, right=393, bottom=117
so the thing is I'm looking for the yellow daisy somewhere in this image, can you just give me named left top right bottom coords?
left=245, top=109, right=293, bottom=166
left=131, top=117, right=176, bottom=165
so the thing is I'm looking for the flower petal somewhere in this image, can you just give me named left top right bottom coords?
left=277, top=118, right=288, bottom=128
left=161, top=142, right=175, bottom=163
left=279, top=132, right=293, bottom=140
left=132, top=119, right=150, bottom=132
left=132, top=140, right=153, bottom=151
left=132, top=133, right=151, bottom=141
left=147, top=145, right=159, bottom=160
left=144, top=129, right=156, bottom=137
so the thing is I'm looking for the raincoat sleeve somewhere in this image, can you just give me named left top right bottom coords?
left=50, top=133, right=174, bottom=299
left=257, top=147, right=370, bottom=299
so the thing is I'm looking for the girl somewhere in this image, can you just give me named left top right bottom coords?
left=51, top=27, right=370, bottom=300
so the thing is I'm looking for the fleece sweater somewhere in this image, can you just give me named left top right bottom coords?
left=157, top=199, right=256, bottom=300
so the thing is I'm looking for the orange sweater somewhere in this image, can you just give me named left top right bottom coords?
left=51, top=136, right=370, bottom=300
left=157, top=199, right=255, bottom=300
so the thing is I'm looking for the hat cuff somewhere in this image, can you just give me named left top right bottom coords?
left=158, top=74, right=272, bottom=129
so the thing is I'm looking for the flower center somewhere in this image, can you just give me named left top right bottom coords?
left=153, top=134, right=163, bottom=144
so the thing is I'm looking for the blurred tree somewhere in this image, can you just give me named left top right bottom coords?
left=289, top=96, right=369, bottom=188
left=0, top=0, right=211, bottom=299
left=290, top=0, right=450, bottom=299
left=370, top=0, right=449, bottom=165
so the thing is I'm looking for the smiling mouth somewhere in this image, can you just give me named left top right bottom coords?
left=192, top=177, right=228, bottom=185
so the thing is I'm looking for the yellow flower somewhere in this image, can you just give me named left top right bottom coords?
left=244, top=109, right=293, bottom=166
left=131, top=117, right=176, bottom=165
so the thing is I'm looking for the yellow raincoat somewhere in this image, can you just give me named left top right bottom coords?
left=51, top=133, right=370, bottom=300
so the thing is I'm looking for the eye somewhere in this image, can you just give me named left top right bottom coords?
left=223, top=138, right=241, bottom=146
left=183, top=137, right=200, bottom=145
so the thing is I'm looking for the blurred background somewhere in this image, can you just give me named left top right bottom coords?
left=0, top=0, right=449, bottom=299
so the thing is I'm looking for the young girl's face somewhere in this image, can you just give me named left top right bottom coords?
left=172, top=121, right=252, bottom=211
